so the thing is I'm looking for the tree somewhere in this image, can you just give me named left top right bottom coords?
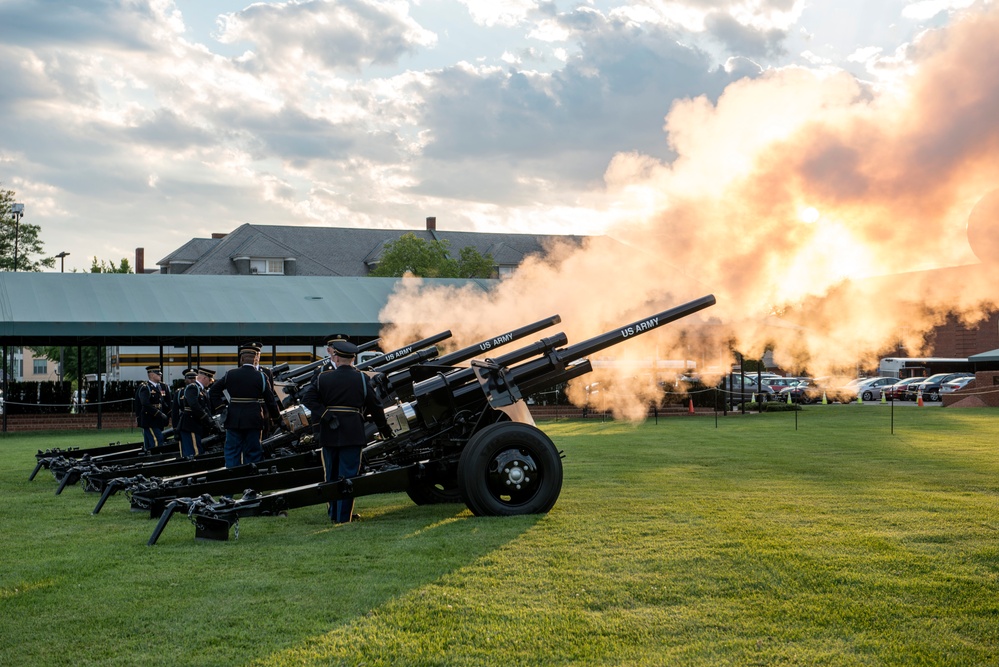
left=0, top=185, right=55, bottom=272
left=369, top=233, right=495, bottom=278
left=454, top=245, right=496, bottom=278
left=26, top=346, right=107, bottom=386
left=89, top=256, right=133, bottom=273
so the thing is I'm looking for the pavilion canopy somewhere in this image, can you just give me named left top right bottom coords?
left=0, top=273, right=494, bottom=346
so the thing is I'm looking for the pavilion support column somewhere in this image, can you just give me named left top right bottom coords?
left=2, top=345, right=8, bottom=433
left=96, top=347, right=103, bottom=430
left=76, top=346, right=83, bottom=411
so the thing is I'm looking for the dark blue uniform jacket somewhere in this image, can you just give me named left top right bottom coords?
left=209, top=364, right=281, bottom=431
left=301, top=366, right=390, bottom=449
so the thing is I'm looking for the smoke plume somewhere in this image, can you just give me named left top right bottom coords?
left=379, top=4, right=999, bottom=418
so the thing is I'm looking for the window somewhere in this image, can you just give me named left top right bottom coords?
left=250, top=259, right=285, bottom=275
left=33, top=359, right=48, bottom=375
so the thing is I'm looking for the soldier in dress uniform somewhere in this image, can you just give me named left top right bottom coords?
left=301, top=338, right=393, bottom=524
left=178, top=368, right=215, bottom=457
left=209, top=346, right=282, bottom=468
left=171, top=370, right=191, bottom=433
left=238, top=341, right=277, bottom=395
left=135, top=365, right=172, bottom=451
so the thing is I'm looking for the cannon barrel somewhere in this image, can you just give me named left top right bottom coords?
left=412, top=296, right=713, bottom=404
left=275, top=338, right=384, bottom=382
left=517, top=294, right=716, bottom=380
left=368, top=345, right=440, bottom=376
left=356, top=330, right=452, bottom=371
left=408, top=294, right=716, bottom=418
left=431, top=315, right=560, bottom=367
left=411, top=334, right=569, bottom=399
left=385, top=315, right=561, bottom=389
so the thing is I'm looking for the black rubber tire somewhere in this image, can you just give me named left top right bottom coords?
left=406, top=469, right=462, bottom=505
left=862, top=390, right=874, bottom=401
left=457, top=422, right=563, bottom=517
left=928, top=390, right=940, bottom=402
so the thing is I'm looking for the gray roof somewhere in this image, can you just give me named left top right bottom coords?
left=157, top=224, right=593, bottom=276
left=968, top=348, right=999, bottom=362
left=0, top=273, right=493, bottom=346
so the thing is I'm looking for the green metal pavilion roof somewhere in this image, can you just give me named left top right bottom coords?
left=0, top=273, right=495, bottom=346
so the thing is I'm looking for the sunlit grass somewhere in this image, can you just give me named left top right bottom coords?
left=2, top=407, right=998, bottom=666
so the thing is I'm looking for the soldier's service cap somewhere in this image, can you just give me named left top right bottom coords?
left=325, top=333, right=350, bottom=347
left=330, top=340, right=357, bottom=358
left=183, top=368, right=198, bottom=379
left=197, top=367, right=216, bottom=378
left=145, top=365, right=162, bottom=374
left=238, top=341, right=263, bottom=353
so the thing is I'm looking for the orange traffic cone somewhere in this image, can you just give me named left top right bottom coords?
left=688, top=398, right=695, bottom=415
left=917, top=390, right=924, bottom=407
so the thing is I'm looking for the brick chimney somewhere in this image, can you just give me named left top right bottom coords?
left=135, top=248, right=144, bottom=274
left=212, top=233, right=227, bottom=239
left=426, top=216, right=436, bottom=231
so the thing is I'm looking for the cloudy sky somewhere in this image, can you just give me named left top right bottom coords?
left=0, top=0, right=987, bottom=274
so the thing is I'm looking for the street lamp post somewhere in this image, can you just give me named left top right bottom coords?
left=10, top=203, right=24, bottom=272
left=54, top=251, right=70, bottom=386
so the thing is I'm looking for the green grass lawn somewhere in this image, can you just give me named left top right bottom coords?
left=2, top=407, right=998, bottom=666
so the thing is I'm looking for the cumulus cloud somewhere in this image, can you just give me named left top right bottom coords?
left=215, top=0, right=437, bottom=72
left=456, top=0, right=540, bottom=27
left=704, top=11, right=787, bottom=57
left=410, top=9, right=749, bottom=203
left=0, top=0, right=178, bottom=50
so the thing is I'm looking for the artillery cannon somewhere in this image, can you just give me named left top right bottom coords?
left=45, top=338, right=425, bottom=492
left=90, top=318, right=559, bottom=516
left=148, top=295, right=716, bottom=545
left=30, top=432, right=183, bottom=483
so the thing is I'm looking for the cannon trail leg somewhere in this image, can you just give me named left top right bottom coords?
left=91, top=480, right=121, bottom=515
left=55, top=469, right=80, bottom=496
left=147, top=500, right=181, bottom=546
left=29, top=460, right=45, bottom=481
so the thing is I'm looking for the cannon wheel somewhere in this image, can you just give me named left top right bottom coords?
left=457, top=422, right=562, bottom=517
left=406, top=468, right=462, bottom=505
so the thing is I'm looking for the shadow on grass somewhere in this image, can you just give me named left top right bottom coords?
left=3, top=446, right=543, bottom=667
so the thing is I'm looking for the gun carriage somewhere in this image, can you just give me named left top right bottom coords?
left=148, top=295, right=716, bottom=545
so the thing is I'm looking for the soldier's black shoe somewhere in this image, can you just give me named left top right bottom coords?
left=351, top=513, right=361, bottom=522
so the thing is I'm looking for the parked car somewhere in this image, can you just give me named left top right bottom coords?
left=778, top=378, right=828, bottom=404
left=906, top=373, right=974, bottom=402
left=941, top=375, right=975, bottom=394
left=721, top=374, right=776, bottom=400
left=918, top=373, right=974, bottom=401
left=819, top=377, right=871, bottom=403
left=850, top=376, right=899, bottom=402
left=883, top=376, right=925, bottom=401
left=765, top=377, right=803, bottom=393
